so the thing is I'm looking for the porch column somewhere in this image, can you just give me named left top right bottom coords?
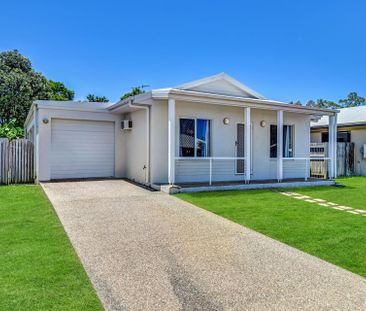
left=168, top=98, right=176, bottom=184
left=328, top=114, right=337, bottom=179
left=277, top=110, right=283, bottom=182
left=244, top=107, right=251, bottom=183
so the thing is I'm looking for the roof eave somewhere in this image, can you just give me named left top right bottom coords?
left=166, top=89, right=338, bottom=115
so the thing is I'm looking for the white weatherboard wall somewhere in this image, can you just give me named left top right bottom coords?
left=35, top=107, right=124, bottom=181
left=150, top=100, right=169, bottom=184
left=122, top=109, right=148, bottom=184
left=50, top=119, right=114, bottom=179
left=149, top=100, right=311, bottom=184
left=351, top=129, right=366, bottom=176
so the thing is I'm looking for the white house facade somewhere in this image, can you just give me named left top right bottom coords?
left=25, top=73, right=338, bottom=192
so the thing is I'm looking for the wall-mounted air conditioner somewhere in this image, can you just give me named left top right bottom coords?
left=363, top=144, right=366, bottom=159
left=121, top=120, right=132, bottom=130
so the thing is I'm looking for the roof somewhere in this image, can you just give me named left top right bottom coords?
left=175, top=72, right=265, bottom=99
left=34, top=100, right=113, bottom=110
left=311, top=106, right=366, bottom=128
left=25, top=74, right=338, bottom=126
left=109, top=73, right=337, bottom=116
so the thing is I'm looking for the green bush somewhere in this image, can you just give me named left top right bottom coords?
left=0, top=119, right=24, bottom=140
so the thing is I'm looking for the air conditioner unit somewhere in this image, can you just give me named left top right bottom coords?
left=363, top=144, right=366, bottom=159
left=121, top=120, right=132, bottom=130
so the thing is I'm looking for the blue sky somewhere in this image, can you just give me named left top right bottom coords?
left=1, top=0, right=365, bottom=103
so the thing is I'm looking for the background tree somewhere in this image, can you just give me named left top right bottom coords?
left=289, top=100, right=302, bottom=106
left=306, top=99, right=341, bottom=109
left=0, top=50, right=49, bottom=126
left=120, top=86, right=146, bottom=100
left=339, top=92, right=365, bottom=108
left=46, top=80, right=74, bottom=101
left=86, top=94, right=109, bottom=102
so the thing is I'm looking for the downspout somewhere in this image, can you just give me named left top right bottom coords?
left=128, top=100, right=151, bottom=186
left=33, top=103, right=39, bottom=183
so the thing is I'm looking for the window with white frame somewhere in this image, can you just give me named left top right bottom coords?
left=179, top=118, right=211, bottom=157
left=270, top=124, right=294, bottom=158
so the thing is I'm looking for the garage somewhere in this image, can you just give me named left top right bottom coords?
left=50, top=119, right=115, bottom=179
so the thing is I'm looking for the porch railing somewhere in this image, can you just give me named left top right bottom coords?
left=175, top=156, right=332, bottom=185
left=175, top=157, right=247, bottom=185
left=283, top=157, right=332, bottom=181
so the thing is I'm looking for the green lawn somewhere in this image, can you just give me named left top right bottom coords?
left=293, top=176, right=366, bottom=210
left=0, top=185, right=103, bottom=311
left=176, top=177, right=366, bottom=278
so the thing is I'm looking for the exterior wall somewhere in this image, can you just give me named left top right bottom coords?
left=311, top=131, right=322, bottom=143
left=121, top=109, right=148, bottom=184
left=351, top=129, right=366, bottom=175
left=150, top=100, right=168, bottom=184
left=252, top=110, right=310, bottom=180
left=149, top=100, right=311, bottom=184
left=32, top=107, right=124, bottom=181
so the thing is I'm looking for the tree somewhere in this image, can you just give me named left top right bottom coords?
left=339, top=92, right=365, bottom=108
left=120, top=86, right=145, bottom=100
left=289, top=100, right=302, bottom=106
left=0, top=50, right=49, bottom=126
left=306, top=99, right=341, bottom=109
left=47, top=80, right=74, bottom=101
left=0, top=118, right=24, bottom=140
left=86, top=94, right=109, bottom=102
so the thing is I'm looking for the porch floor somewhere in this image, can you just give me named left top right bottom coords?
left=153, top=178, right=335, bottom=194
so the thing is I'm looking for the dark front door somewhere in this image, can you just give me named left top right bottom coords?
left=236, top=123, right=245, bottom=174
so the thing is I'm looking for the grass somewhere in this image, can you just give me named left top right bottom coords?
left=293, top=176, right=366, bottom=209
left=0, top=185, right=103, bottom=311
left=176, top=177, right=366, bottom=278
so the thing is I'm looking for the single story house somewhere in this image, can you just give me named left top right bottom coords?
left=25, top=73, right=338, bottom=192
left=311, top=106, right=366, bottom=176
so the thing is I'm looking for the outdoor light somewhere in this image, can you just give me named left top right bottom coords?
left=42, top=118, right=49, bottom=124
left=260, top=120, right=266, bottom=128
left=223, top=117, right=230, bottom=125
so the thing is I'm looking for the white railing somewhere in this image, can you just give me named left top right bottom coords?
left=283, top=157, right=332, bottom=180
left=175, top=156, right=332, bottom=185
left=175, top=157, right=246, bottom=185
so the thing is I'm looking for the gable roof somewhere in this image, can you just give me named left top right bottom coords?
left=175, top=73, right=265, bottom=99
left=311, top=106, right=366, bottom=128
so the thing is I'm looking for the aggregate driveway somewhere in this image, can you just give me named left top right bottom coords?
left=42, top=180, right=366, bottom=311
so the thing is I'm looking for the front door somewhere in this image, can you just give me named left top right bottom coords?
left=236, top=123, right=245, bottom=174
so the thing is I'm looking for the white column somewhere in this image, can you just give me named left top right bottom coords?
left=328, top=115, right=333, bottom=178
left=277, top=110, right=283, bottom=182
left=245, top=107, right=251, bottom=183
left=168, top=98, right=176, bottom=184
left=333, top=114, right=338, bottom=178
left=328, top=114, right=337, bottom=179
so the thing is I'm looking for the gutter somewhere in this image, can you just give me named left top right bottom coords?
left=128, top=100, right=151, bottom=186
left=311, top=121, right=366, bottom=129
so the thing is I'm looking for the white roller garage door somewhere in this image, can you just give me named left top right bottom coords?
left=51, top=119, right=115, bottom=179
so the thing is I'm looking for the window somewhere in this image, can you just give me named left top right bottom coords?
left=270, top=125, right=294, bottom=158
left=322, top=131, right=351, bottom=143
left=179, top=118, right=210, bottom=157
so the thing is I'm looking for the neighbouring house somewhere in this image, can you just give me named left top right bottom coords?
left=25, top=73, right=338, bottom=192
left=311, top=106, right=366, bottom=176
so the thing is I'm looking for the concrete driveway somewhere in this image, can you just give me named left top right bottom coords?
left=42, top=180, right=366, bottom=311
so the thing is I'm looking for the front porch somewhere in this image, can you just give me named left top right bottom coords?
left=165, top=97, right=338, bottom=193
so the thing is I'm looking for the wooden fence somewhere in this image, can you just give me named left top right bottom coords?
left=0, top=138, right=35, bottom=184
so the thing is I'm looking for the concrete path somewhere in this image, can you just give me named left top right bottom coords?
left=42, top=180, right=366, bottom=311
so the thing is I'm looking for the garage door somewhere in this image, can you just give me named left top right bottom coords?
left=51, top=119, right=115, bottom=179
